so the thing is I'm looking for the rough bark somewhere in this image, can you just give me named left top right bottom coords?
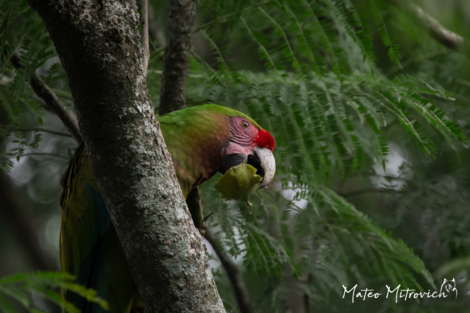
left=28, top=1, right=225, bottom=312
left=159, top=0, right=197, bottom=115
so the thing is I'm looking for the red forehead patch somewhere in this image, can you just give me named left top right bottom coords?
left=253, top=129, right=275, bottom=151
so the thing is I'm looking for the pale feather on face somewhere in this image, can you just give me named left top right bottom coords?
left=226, top=117, right=259, bottom=155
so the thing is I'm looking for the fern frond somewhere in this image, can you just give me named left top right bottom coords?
left=300, top=0, right=342, bottom=74
left=0, top=272, right=108, bottom=313
left=277, top=3, right=320, bottom=74
left=200, top=30, right=232, bottom=78
left=369, top=0, right=401, bottom=66
left=258, top=8, right=303, bottom=75
left=240, top=16, right=278, bottom=71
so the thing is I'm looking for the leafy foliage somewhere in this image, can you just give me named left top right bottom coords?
left=2, top=0, right=470, bottom=312
left=0, top=272, right=107, bottom=313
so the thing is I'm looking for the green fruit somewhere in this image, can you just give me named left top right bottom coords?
left=215, top=163, right=263, bottom=213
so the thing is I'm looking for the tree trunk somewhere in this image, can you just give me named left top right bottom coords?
left=159, top=0, right=197, bottom=115
left=28, top=1, right=225, bottom=312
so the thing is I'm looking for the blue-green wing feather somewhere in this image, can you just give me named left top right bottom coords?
left=60, top=144, right=140, bottom=313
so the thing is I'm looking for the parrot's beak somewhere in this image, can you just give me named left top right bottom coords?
left=219, top=147, right=276, bottom=189
left=247, top=147, right=276, bottom=189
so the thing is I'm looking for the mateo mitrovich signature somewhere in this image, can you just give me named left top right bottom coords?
left=342, top=278, right=458, bottom=303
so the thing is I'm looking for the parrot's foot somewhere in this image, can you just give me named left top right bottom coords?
left=246, top=201, right=253, bottom=214
left=199, top=221, right=208, bottom=237
left=198, top=212, right=214, bottom=237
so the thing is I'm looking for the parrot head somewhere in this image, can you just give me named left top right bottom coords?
left=219, top=116, right=276, bottom=189
left=160, top=104, right=276, bottom=196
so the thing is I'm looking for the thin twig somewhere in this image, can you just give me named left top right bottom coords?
left=148, top=69, right=203, bottom=78
left=339, top=188, right=403, bottom=198
left=11, top=128, right=73, bottom=138
left=205, top=229, right=253, bottom=313
left=10, top=52, right=82, bottom=143
left=141, top=0, right=150, bottom=76
left=51, top=88, right=73, bottom=100
left=1, top=152, right=70, bottom=161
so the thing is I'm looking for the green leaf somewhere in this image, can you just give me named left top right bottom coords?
left=216, top=163, right=263, bottom=204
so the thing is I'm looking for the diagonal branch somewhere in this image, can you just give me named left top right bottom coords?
left=339, top=188, right=403, bottom=198
left=1, top=152, right=70, bottom=161
left=205, top=229, right=253, bottom=313
left=408, top=4, right=464, bottom=51
left=11, top=128, right=72, bottom=138
left=10, top=52, right=82, bottom=143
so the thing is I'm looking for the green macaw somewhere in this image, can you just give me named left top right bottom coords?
left=59, top=104, right=276, bottom=313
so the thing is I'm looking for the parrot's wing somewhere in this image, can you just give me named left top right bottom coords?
left=60, top=143, right=140, bottom=313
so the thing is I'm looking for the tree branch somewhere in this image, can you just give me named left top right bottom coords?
left=11, top=128, right=72, bottom=138
left=205, top=229, right=253, bottom=313
left=9, top=52, right=82, bottom=144
left=339, top=188, right=403, bottom=198
left=159, top=0, right=197, bottom=115
left=2, top=152, right=70, bottom=160
left=408, top=4, right=464, bottom=51
left=141, top=0, right=149, bottom=76
left=29, top=1, right=225, bottom=311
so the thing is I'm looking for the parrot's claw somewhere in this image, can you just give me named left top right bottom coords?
left=198, top=212, right=214, bottom=237
left=246, top=201, right=253, bottom=214
left=198, top=222, right=208, bottom=237
left=202, top=211, right=214, bottom=224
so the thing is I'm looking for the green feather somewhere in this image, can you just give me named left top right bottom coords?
left=160, top=104, right=262, bottom=129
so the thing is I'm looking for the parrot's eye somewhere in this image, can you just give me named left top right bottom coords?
left=241, top=121, right=249, bottom=129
